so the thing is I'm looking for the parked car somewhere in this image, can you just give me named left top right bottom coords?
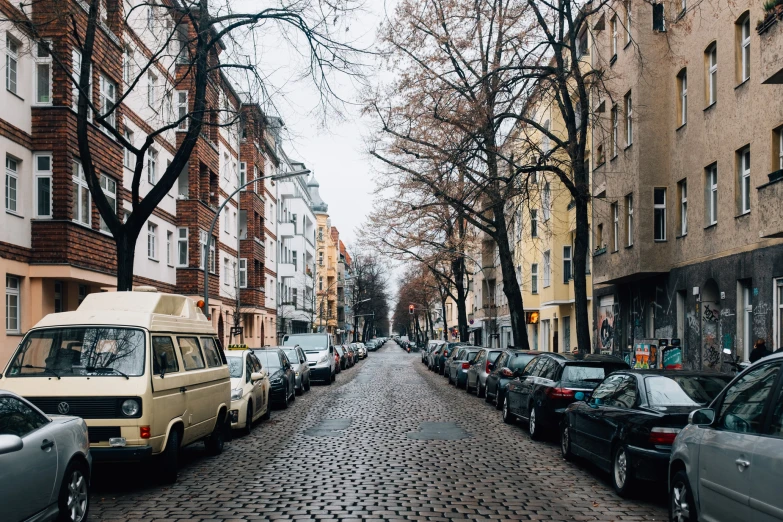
left=485, top=350, right=543, bottom=410
left=344, top=344, right=357, bottom=366
left=281, top=345, right=311, bottom=395
left=351, top=343, right=366, bottom=359
left=503, top=353, right=630, bottom=439
left=334, top=344, right=348, bottom=370
left=466, top=348, right=503, bottom=397
left=437, top=342, right=467, bottom=375
left=0, top=390, right=92, bottom=522
left=251, top=349, right=296, bottom=408
left=283, top=333, right=335, bottom=384
left=225, top=348, right=270, bottom=434
left=447, top=347, right=482, bottom=388
left=560, top=370, right=731, bottom=496
left=424, top=340, right=445, bottom=364
left=365, top=340, right=378, bottom=352
left=428, top=345, right=445, bottom=371
left=669, top=354, right=783, bottom=522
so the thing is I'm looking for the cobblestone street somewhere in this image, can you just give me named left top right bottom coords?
left=90, top=343, right=667, bottom=521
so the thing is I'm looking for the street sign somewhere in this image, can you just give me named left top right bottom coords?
left=230, top=326, right=243, bottom=337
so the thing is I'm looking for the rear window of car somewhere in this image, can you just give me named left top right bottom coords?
left=645, top=375, right=731, bottom=407
left=488, top=351, right=501, bottom=363
left=561, top=364, right=618, bottom=383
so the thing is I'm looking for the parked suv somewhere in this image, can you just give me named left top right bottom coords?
left=669, top=353, right=783, bottom=522
left=283, top=334, right=335, bottom=384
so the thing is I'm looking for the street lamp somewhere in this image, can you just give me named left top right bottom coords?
left=201, top=169, right=311, bottom=317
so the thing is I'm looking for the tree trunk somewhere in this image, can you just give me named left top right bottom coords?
left=573, top=192, right=591, bottom=354
left=115, top=230, right=137, bottom=291
left=493, top=201, right=530, bottom=350
left=453, top=257, right=469, bottom=342
left=441, top=296, right=448, bottom=341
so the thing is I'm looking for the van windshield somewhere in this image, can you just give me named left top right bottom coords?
left=283, top=335, right=327, bottom=350
left=6, top=327, right=146, bottom=378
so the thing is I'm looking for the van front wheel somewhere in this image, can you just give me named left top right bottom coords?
left=159, top=429, right=179, bottom=484
left=205, top=416, right=226, bottom=456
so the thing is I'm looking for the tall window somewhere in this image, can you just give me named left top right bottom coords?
left=166, top=230, right=173, bottom=266
left=563, top=246, right=572, bottom=283
left=239, top=162, right=247, bottom=189
left=626, top=194, right=634, bottom=246
left=147, top=222, right=158, bottom=260
left=611, top=16, right=618, bottom=57
left=543, top=251, right=551, bottom=287
left=71, top=49, right=92, bottom=117
left=99, top=174, right=116, bottom=233
left=34, top=42, right=52, bottom=104
left=542, top=182, right=551, bottom=221
left=54, top=281, right=63, bottom=313
left=177, top=227, right=188, bottom=266
left=612, top=202, right=619, bottom=251
left=147, top=148, right=158, bottom=184
left=6, top=34, right=19, bottom=94
left=611, top=104, right=618, bottom=157
left=72, top=161, right=91, bottom=226
left=175, top=91, right=188, bottom=129
left=778, top=127, right=783, bottom=170
left=123, top=47, right=133, bottom=84
left=99, top=74, right=117, bottom=129
left=707, top=44, right=717, bottom=105
left=531, top=209, right=538, bottom=238
left=739, top=147, right=750, bottom=214
left=6, top=275, right=20, bottom=333
left=654, top=188, right=667, bottom=241
left=5, top=156, right=18, bottom=213
left=123, top=129, right=134, bottom=169
left=34, top=154, right=52, bottom=218
left=624, top=91, right=633, bottom=146
left=652, top=3, right=665, bottom=32
left=777, top=279, right=783, bottom=353
left=677, top=69, right=687, bottom=126
left=239, top=259, right=247, bottom=288
left=531, top=264, right=539, bottom=294
left=199, top=230, right=208, bottom=269
left=292, top=251, right=298, bottom=271
left=706, top=164, right=718, bottom=225
left=739, top=15, right=750, bottom=83
left=625, top=5, right=632, bottom=45
left=740, top=280, right=753, bottom=362
left=147, top=71, right=157, bottom=107
left=678, top=179, right=688, bottom=235
left=209, top=236, right=216, bottom=273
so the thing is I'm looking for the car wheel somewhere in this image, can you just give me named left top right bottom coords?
left=484, top=385, right=492, bottom=403
left=494, top=390, right=504, bottom=410
left=529, top=405, right=544, bottom=441
left=205, top=416, right=227, bottom=456
left=502, top=396, right=514, bottom=424
left=611, top=444, right=635, bottom=497
left=561, top=424, right=574, bottom=461
left=290, top=382, right=296, bottom=402
left=262, top=402, right=271, bottom=420
left=465, top=378, right=473, bottom=394
left=244, top=403, right=253, bottom=436
left=281, top=386, right=290, bottom=409
left=296, top=382, right=303, bottom=396
left=159, top=429, right=179, bottom=484
left=56, top=460, right=89, bottom=522
left=305, top=377, right=311, bottom=392
left=670, top=470, right=697, bottom=522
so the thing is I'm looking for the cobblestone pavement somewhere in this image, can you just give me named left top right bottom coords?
left=90, top=343, right=667, bottom=521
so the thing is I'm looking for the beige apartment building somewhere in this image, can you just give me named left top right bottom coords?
left=310, top=178, right=338, bottom=334
left=589, top=0, right=783, bottom=368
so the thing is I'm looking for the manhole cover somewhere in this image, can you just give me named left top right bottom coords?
left=304, top=418, right=352, bottom=437
left=407, top=422, right=470, bottom=440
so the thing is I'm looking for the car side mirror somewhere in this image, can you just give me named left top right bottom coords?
left=250, top=372, right=263, bottom=382
left=0, top=434, right=23, bottom=456
left=689, top=408, right=715, bottom=426
left=575, top=391, right=586, bottom=401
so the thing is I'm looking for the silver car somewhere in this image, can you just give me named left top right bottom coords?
left=0, top=390, right=92, bottom=522
left=282, top=345, right=311, bottom=395
left=466, top=348, right=502, bottom=397
left=669, top=352, right=783, bottom=522
left=447, top=347, right=481, bottom=388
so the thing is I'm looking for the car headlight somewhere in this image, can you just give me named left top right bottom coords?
left=231, top=387, right=243, bottom=400
left=121, top=399, right=140, bottom=417
left=270, top=378, right=283, bottom=385
left=317, top=354, right=328, bottom=364
left=295, top=372, right=300, bottom=377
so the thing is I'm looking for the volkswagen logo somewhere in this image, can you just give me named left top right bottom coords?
left=57, top=402, right=70, bottom=414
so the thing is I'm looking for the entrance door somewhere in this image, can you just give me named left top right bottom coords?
left=150, top=336, right=188, bottom=443
left=541, top=320, right=550, bottom=352
left=701, top=279, right=722, bottom=371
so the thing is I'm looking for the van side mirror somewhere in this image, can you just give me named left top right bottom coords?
left=689, top=408, right=715, bottom=426
left=250, top=372, right=263, bottom=382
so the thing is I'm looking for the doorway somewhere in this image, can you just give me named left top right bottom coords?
left=701, top=279, right=721, bottom=370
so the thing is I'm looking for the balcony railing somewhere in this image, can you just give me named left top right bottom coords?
left=760, top=11, right=783, bottom=83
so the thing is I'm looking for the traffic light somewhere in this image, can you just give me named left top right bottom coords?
left=525, top=311, right=540, bottom=324
left=409, top=304, right=415, bottom=315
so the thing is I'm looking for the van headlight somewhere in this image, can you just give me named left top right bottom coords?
left=231, top=387, right=244, bottom=400
left=317, top=354, right=328, bottom=364
left=121, top=399, right=140, bottom=417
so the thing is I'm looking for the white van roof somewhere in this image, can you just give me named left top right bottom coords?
left=33, top=292, right=216, bottom=335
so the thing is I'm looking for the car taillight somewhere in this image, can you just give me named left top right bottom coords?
left=486, top=362, right=492, bottom=374
left=545, top=387, right=576, bottom=399
left=649, top=427, right=681, bottom=445
left=501, top=368, right=513, bottom=377
left=461, top=362, right=470, bottom=369
left=140, top=426, right=151, bottom=439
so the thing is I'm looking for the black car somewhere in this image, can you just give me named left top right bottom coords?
left=437, top=342, right=467, bottom=375
left=503, top=353, right=630, bottom=440
left=485, top=350, right=543, bottom=410
left=560, top=370, right=732, bottom=496
left=334, top=344, right=348, bottom=370
left=252, top=348, right=297, bottom=408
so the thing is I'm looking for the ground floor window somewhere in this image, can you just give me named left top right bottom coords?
left=776, top=278, right=783, bottom=353
left=6, top=275, right=20, bottom=333
left=563, top=316, right=571, bottom=353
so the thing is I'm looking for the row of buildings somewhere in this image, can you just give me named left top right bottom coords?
left=436, top=0, right=783, bottom=369
left=0, top=0, right=355, bottom=366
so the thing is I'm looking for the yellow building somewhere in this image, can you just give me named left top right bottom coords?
left=309, top=177, right=338, bottom=334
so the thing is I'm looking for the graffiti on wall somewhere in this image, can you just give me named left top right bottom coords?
left=702, top=301, right=721, bottom=370
left=598, top=303, right=615, bottom=354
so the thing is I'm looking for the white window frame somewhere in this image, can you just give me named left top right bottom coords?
left=543, top=251, right=551, bottom=288
left=708, top=45, right=717, bottom=105
left=740, top=147, right=750, bottom=214
left=611, top=104, right=618, bottom=157
left=654, top=188, right=667, bottom=241
left=147, top=71, right=157, bottom=108
left=740, top=16, right=750, bottom=83
left=612, top=202, right=619, bottom=251
left=33, top=153, right=52, bottom=218
left=147, top=222, right=158, bottom=260
left=147, top=148, right=158, bottom=184
left=626, top=194, right=634, bottom=246
left=223, top=206, right=230, bottom=233
left=123, top=47, right=133, bottom=85
left=542, top=182, right=551, bottom=221
left=611, top=16, right=618, bottom=57
left=177, top=227, right=188, bottom=267
left=776, top=278, right=783, bottom=355
left=707, top=165, right=718, bottom=225
left=5, top=155, right=19, bottom=213
left=199, top=229, right=208, bottom=269
left=563, top=245, right=572, bottom=283
left=71, top=49, right=92, bottom=119
left=679, top=70, right=687, bottom=126
left=531, top=209, right=538, bottom=238
left=176, top=90, right=187, bottom=129
left=99, top=173, right=116, bottom=233
left=625, top=5, right=632, bottom=45
left=123, top=129, right=134, bottom=169
left=239, top=162, right=247, bottom=190
left=99, top=73, right=117, bottom=131
left=531, top=263, right=539, bottom=294
left=625, top=92, right=633, bottom=146
left=72, top=160, right=91, bottom=226
left=779, top=129, right=783, bottom=170
left=34, top=41, right=53, bottom=105
left=209, top=236, right=216, bottom=274
left=6, top=275, right=20, bottom=333
left=239, top=258, right=247, bottom=288
left=6, top=34, right=19, bottom=95
left=680, top=179, right=688, bottom=235
left=223, top=258, right=230, bottom=287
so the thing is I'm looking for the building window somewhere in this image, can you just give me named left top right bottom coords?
left=99, top=74, right=117, bottom=130
left=177, top=227, right=188, bottom=266
left=531, top=263, right=538, bottom=294
left=239, top=162, right=247, bottom=190
left=611, top=16, right=618, bottom=58
left=543, top=251, right=551, bottom=287
left=99, top=174, right=117, bottom=233
left=777, top=127, right=783, bottom=171
left=738, top=14, right=750, bottom=83
left=738, top=147, right=750, bottom=214
left=652, top=3, right=665, bottom=32
left=740, top=280, right=753, bottom=362
left=776, top=279, right=783, bottom=353
left=563, top=246, right=572, bottom=283
left=147, top=148, right=158, bottom=184
left=5, top=155, right=18, bottom=213
left=199, top=230, right=207, bottom=269
left=292, top=251, right=298, bottom=271
left=6, top=275, right=19, bottom=333
left=542, top=182, right=551, bottom=221
left=147, top=71, right=157, bottom=107
left=576, top=30, right=589, bottom=59
left=596, top=223, right=604, bottom=250
left=209, top=236, right=216, bottom=273
left=625, top=4, right=632, bottom=45
left=123, top=47, right=133, bottom=84
left=54, top=281, right=63, bottom=313
left=706, top=44, right=717, bottom=106
left=6, top=34, right=19, bottom=95
left=706, top=164, right=718, bottom=225
left=146, top=4, right=154, bottom=29
left=147, top=222, right=158, bottom=260
left=164, top=230, right=173, bottom=266
left=677, top=69, right=687, bottom=126
left=624, top=91, right=633, bottom=146
left=611, top=104, right=618, bottom=157
left=71, top=49, right=92, bottom=117
left=531, top=209, right=538, bottom=238
left=319, top=251, right=324, bottom=266
left=34, top=41, right=52, bottom=104
left=319, top=276, right=323, bottom=291
left=626, top=194, right=633, bottom=246
left=72, top=161, right=91, bottom=226
left=239, top=259, right=247, bottom=288
left=654, top=188, right=667, bottom=241
left=678, top=179, right=688, bottom=235
left=78, top=284, right=87, bottom=305
left=612, top=202, right=619, bottom=251
left=123, top=129, right=134, bottom=169
left=33, top=154, right=52, bottom=218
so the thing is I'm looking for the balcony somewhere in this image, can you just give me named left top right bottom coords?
left=278, top=262, right=295, bottom=278
left=760, top=13, right=783, bottom=84
left=758, top=174, right=783, bottom=237
left=278, top=221, right=295, bottom=238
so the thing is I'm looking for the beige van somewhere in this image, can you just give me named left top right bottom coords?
left=0, top=290, right=230, bottom=483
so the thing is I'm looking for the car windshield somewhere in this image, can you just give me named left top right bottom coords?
left=562, top=364, right=621, bottom=383
left=283, top=349, right=299, bottom=363
left=254, top=351, right=281, bottom=369
left=283, top=335, right=326, bottom=350
left=227, top=356, right=243, bottom=378
left=645, top=375, right=731, bottom=407
left=6, top=327, right=146, bottom=377
left=509, top=353, right=535, bottom=370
